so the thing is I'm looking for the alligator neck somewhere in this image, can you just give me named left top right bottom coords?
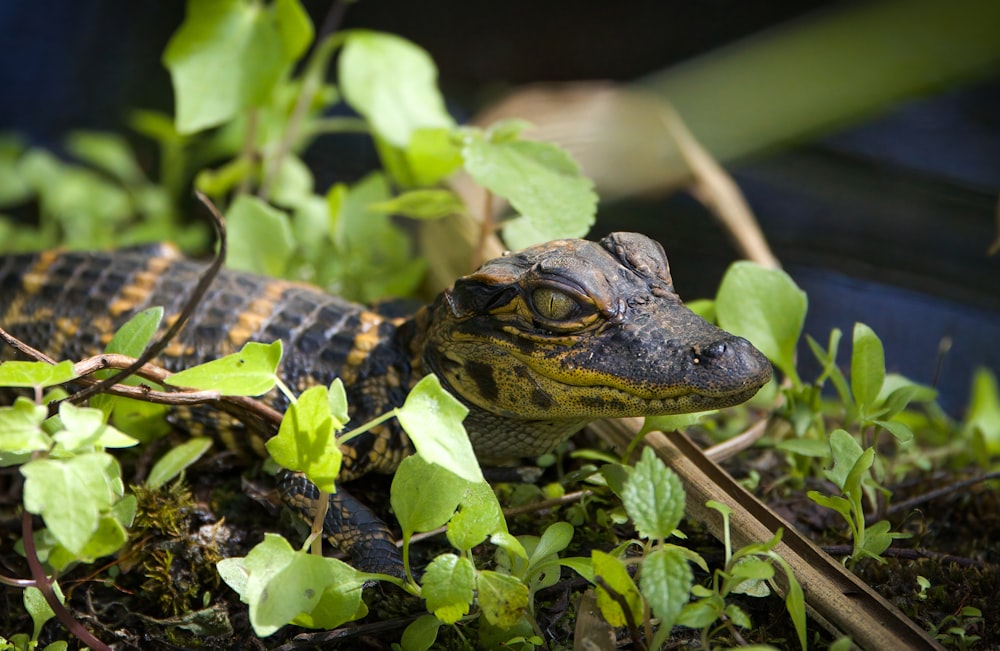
left=461, top=409, right=589, bottom=463
left=402, top=303, right=588, bottom=460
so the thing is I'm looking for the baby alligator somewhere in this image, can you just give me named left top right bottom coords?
left=0, top=232, right=772, bottom=574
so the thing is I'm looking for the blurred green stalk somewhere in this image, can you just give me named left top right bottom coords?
left=641, top=0, right=1000, bottom=162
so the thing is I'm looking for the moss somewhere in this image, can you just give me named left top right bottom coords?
left=125, top=480, right=227, bottom=616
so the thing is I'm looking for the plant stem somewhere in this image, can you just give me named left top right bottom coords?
left=305, top=489, right=330, bottom=556
left=274, top=375, right=297, bottom=406
left=402, top=535, right=414, bottom=588
left=259, top=32, right=346, bottom=201
left=472, top=188, right=495, bottom=269
left=235, top=108, right=259, bottom=197
left=337, top=409, right=397, bottom=446
left=21, top=512, right=112, bottom=650
left=595, top=575, right=647, bottom=651
left=304, top=116, right=370, bottom=139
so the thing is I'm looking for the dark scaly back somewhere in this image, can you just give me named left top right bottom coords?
left=0, top=246, right=417, bottom=479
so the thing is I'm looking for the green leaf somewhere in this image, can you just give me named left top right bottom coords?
left=877, top=374, right=937, bottom=420
left=599, top=462, right=631, bottom=497
left=147, top=437, right=213, bottom=490
left=497, top=530, right=566, bottom=597
left=0, top=398, right=50, bottom=457
left=29, top=529, right=74, bottom=571
left=725, top=603, right=752, bottom=629
left=216, top=556, right=249, bottom=598
left=0, top=360, right=77, bottom=388
left=224, top=533, right=368, bottom=636
left=851, top=322, right=885, bottom=414
left=684, top=298, right=716, bottom=323
left=872, top=419, right=914, bottom=443
left=487, top=119, right=533, bottom=142
left=677, top=594, right=725, bottom=628
left=244, top=544, right=329, bottom=635
left=965, top=367, right=1000, bottom=453
left=396, top=374, right=480, bottom=482
left=807, top=491, right=852, bottom=518
left=21, top=452, right=122, bottom=554
left=860, top=520, right=897, bottom=559
left=112, top=492, right=138, bottom=526
left=775, top=438, right=832, bottom=458
left=391, top=455, right=468, bottom=535
left=530, top=522, right=574, bottom=568
left=641, top=547, right=694, bottom=631
left=476, top=570, right=530, bottom=628
left=65, top=131, right=144, bottom=185
left=325, top=172, right=426, bottom=302
left=830, top=637, right=854, bottom=651
left=128, top=109, right=183, bottom=145
left=526, top=559, right=563, bottom=597
left=716, top=262, right=806, bottom=385
left=291, top=195, right=331, bottom=263
left=844, top=447, right=876, bottom=498
left=21, top=150, right=132, bottom=246
left=53, top=402, right=138, bottom=452
left=592, top=549, right=644, bottom=628
left=728, top=557, right=774, bottom=597
left=491, top=531, right=528, bottom=563
left=194, top=157, right=254, bottom=199
left=0, top=136, right=32, bottom=206
left=266, top=385, right=342, bottom=492
left=105, top=306, right=164, bottom=359
left=446, top=481, right=507, bottom=552
left=270, top=154, right=315, bottom=210
left=641, top=411, right=711, bottom=435
left=368, top=189, right=464, bottom=220
left=400, top=614, right=443, bottom=651
left=730, top=557, right=775, bottom=581
left=823, top=429, right=865, bottom=491
left=226, top=194, right=295, bottom=277
left=421, top=553, right=475, bottom=624
left=326, top=181, right=348, bottom=247
left=273, top=0, right=313, bottom=63
left=25, top=585, right=58, bottom=641
left=706, top=499, right=732, bottom=519
left=165, top=341, right=282, bottom=396
left=621, top=447, right=686, bottom=540
left=328, top=378, right=349, bottom=425
left=559, top=556, right=594, bottom=583
left=290, top=563, right=369, bottom=630
left=97, top=396, right=170, bottom=440
left=782, top=563, right=808, bottom=651
left=462, top=136, right=597, bottom=249
left=339, top=31, right=454, bottom=147
left=164, top=0, right=288, bottom=134
left=807, top=329, right=851, bottom=405
left=76, top=512, right=130, bottom=560
left=396, top=127, right=465, bottom=187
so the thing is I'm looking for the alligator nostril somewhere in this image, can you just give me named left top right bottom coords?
left=700, top=340, right=728, bottom=360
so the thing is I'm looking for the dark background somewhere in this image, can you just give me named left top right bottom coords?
left=1, top=0, right=998, bottom=415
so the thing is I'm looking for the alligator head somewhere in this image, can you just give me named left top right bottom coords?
left=421, top=232, right=772, bottom=458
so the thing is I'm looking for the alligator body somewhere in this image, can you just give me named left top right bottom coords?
left=0, top=232, right=772, bottom=573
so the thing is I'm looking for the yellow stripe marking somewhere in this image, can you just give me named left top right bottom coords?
left=19, top=250, right=60, bottom=295
left=227, top=280, right=293, bottom=348
left=341, top=310, right=384, bottom=384
left=109, top=252, right=179, bottom=318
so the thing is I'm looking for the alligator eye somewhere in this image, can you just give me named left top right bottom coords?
left=531, top=287, right=579, bottom=321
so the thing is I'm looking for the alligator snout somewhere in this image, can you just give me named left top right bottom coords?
left=690, top=334, right=772, bottom=396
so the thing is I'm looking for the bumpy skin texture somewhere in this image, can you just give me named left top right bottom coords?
left=423, top=232, right=772, bottom=459
left=0, top=233, right=772, bottom=574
